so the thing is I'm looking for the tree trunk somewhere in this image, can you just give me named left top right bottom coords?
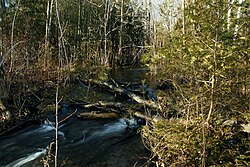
left=152, top=2, right=156, bottom=57
left=234, top=0, right=243, bottom=38
left=44, top=0, right=54, bottom=72
left=146, top=0, right=151, bottom=44
left=182, top=0, right=185, bottom=35
left=118, top=0, right=124, bottom=62
left=10, top=0, right=21, bottom=73
left=0, top=65, right=7, bottom=111
left=227, top=0, right=235, bottom=31
left=104, top=0, right=111, bottom=66
left=77, top=0, right=82, bottom=50
left=1, top=0, right=5, bottom=57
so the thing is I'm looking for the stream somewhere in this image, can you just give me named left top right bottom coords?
left=0, top=66, right=154, bottom=167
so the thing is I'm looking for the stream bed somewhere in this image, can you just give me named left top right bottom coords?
left=0, top=116, right=149, bottom=166
left=0, top=66, right=154, bottom=167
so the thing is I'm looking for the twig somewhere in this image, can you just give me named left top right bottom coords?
left=0, top=41, right=24, bottom=67
left=59, top=109, right=77, bottom=125
left=55, top=84, right=59, bottom=167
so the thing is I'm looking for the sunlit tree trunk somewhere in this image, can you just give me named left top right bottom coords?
left=45, top=0, right=51, bottom=45
left=192, top=0, right=196, bottom=32
left=207, top=0, right=220, bottom=124
left=227, top=0, right=235, bottom=31
left=145, top=0, right=151, bottom=44
left=151, top=1, right=156, bottom=57
left=234, top=0, right=243, bottom=38
left=103, top=0, right=111, bottom=66
left=182, top=0, right=185, bottom=35
left=44, top=0, right=54, bottom=72
left=55, top=0, right=68, bottom=68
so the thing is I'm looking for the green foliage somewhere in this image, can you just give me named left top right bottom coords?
left=141, top=0, right=250, bottom=166
left=141, top=116, right=250, bottom=166
left=141, top=117, right=204, bottom=166
left=1, top=0, right=150, bottom=81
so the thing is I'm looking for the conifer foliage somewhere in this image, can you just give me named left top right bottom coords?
left=141, top=0, right=249, bottom=166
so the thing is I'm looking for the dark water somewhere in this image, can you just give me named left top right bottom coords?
left=0, top=116, right=148, bottom=166
left=109, top=66, right=157, bottom=87
left=0, top=66, right=152, bottom=167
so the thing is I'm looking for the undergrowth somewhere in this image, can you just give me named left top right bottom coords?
left=141, top=114, right=249, bottom=166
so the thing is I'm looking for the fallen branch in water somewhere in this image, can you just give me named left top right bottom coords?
left=59, top=109, right=78, bottom=125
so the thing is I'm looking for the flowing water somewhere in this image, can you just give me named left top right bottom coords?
left=0, top=66, right=153, bottom=167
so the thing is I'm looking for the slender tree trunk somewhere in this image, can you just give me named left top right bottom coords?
left=104, top=1, right=107, bottom=65
left=0, top=64, right=6, bottom=111
left=48, top=0, right=54, bottom=36
left=182, top=0, right=185, bottom=35
left=118, top=0, right=124, bottom=63
left=227, top=0, right=235, bottom=31
left=55, top=85, right=59, bottom=167
left=9, top=0, right=21, bottom=73
left=152, top=13, right=156, bottom=57
left=44, top=0, right=54, bottom=72
left=104, top=0, right=111, bottom=66
left=234, top=0, right=243, bottom=38
left=0, top=0, right=7, bottom=110
left=0, top=15, right=6, bottom=110
left=207, top=27, right=218, bottom=123
left=54, top=1, right=60, bottom=166
left=45, top=0, right=50, bottom=44
left=55, top=0, right=64, bottom=68
left=77, top=0, right=82, bottom=51
left=0, top=0, right=5, bottom=58
left=145, top=0, right=151, bottom=44
left=192, top=0, right=196, bottom=32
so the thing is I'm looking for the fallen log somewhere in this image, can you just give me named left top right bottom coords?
left=134, top=111, right=153, bottom=121
left=87, top=79, right=160, bottom=110
left=83, top=101, right=125, bottom=114
left=84, top=101, right=124, bottom=109
left=77, top=111, right=119, bottom=119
